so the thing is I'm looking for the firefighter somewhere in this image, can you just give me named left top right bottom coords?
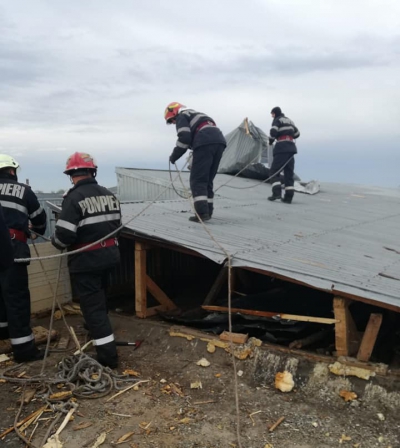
left=0, top=205, right=13, bottom=272
left=268, top=107, right=300, bottom=204
left=165, top=102, right=226, bottom=222
left=0, top=154, right=47, bottom=362
left=51, top=152, right=121, bottom=368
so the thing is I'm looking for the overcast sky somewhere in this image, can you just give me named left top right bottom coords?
left=0, top=0, right=399, bottom=191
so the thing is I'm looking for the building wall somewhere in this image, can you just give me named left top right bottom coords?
left=28, top=242, right=71, bottom=313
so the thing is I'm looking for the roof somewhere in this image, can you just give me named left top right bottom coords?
left=119, top=168, right=400, bottom=310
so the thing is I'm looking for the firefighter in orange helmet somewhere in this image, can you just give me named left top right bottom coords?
left=52, top=152, right=121, bottom=368
left=165, top=102, right=226, bottom=222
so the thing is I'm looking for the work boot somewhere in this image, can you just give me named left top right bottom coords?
left=13, top=348, right=45, bottom=363
left=188, top=214, right=211, bottom=223
left=282, top=190, right=294, bottom=204
left=0, top=327, right=9, bottom=340
left=208, top=203, right=214, bottom=218
left=96, top=344, right=119, bottom=369
left=96, top=355, right=118, bottom=369
left=268, top=195, right=281, bottom=202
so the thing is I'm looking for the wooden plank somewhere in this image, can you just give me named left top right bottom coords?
left=135, top=241, right=147, bottom=318
left=356, top=313, right=383, bottom=362
left=203, top=267, right=228, bottom=306
left=146, top=275, right=177, bottom=310
left=202, top=305, right=338, bottom=325
left=220, top=331, right=248, bottom=344
left=145, top=305, right=169, bottom=317
left=337, top=356, right=388, bottom=375
left=333, top=297, right=361, bottom=357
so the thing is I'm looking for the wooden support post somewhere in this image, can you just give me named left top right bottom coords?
left=203, top=267, right=228, bottom=306
left=357, top=313, right=383, bottom=362
left=333, top=297, right=361, bottom=357
left=135, top=241, right=178, bottom=318
left=135, top=242, right=148, bottom=318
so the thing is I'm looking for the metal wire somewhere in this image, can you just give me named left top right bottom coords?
left=14, top=162, right=188, bottom=264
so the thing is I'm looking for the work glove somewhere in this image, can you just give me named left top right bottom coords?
left=51, top=234, right=65, bottom=251
left=269, top=138, right=275, bottom=146
left=169, top=154, right=178, bottom=164
left=28, top=223, right=37, bottom=240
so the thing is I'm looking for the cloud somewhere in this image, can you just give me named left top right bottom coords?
left=0, top=0, right=399, bottom=191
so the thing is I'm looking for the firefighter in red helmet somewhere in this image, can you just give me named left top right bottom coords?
left=165, top=102, right=226, bottom=222
left=52, top=152, right=121, bottom=368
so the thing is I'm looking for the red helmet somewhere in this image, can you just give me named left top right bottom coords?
left=64, top=152, right=97, bottom=175
left=164, top=102, right=185, bottom=124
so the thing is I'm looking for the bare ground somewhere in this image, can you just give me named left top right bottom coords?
left=0, top=314, right=399, bottom=448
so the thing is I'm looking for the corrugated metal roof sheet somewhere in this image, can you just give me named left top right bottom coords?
left=116, top=167, right=188, bottom=201
left=119, top=168, right=400, bottom=309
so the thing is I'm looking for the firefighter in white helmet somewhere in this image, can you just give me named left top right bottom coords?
left=0, top=154, right=47, bottom=362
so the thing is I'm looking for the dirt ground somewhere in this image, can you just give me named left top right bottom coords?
left=0, top=314, right=399, bottom=448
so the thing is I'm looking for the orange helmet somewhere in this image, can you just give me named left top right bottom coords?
left=64, top=152, right=97, bottom=175
left=164, top=102, right=185, bottom=124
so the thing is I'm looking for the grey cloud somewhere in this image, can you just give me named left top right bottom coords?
left=112, top=36, right=399, bottom=89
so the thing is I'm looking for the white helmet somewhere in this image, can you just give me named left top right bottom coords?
left=0, top=154, right=20, bottom=170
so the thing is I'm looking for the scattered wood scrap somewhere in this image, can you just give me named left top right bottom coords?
left=57, top=336, right=70, bottom=350
left=269, top=416, right=285, bottom=432
left=0, top=405, right=48, bottom=438
left=220, top=331, right=248, bottom=344
left=105, top=380, right=149, bottom=402
left=337, top=356, right=388, bottom=375
left=169, top=326, right=261, bottom=360
left=249, top=410, right=262, bottom=426
left=17, top=387, right=36, bottom=405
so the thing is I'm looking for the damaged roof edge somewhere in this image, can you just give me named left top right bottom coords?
left=118, top=172, right=400, bottom=312
left=121, top=228, right=400, bottom=313
left=235, top=260, right=400, bottom=313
